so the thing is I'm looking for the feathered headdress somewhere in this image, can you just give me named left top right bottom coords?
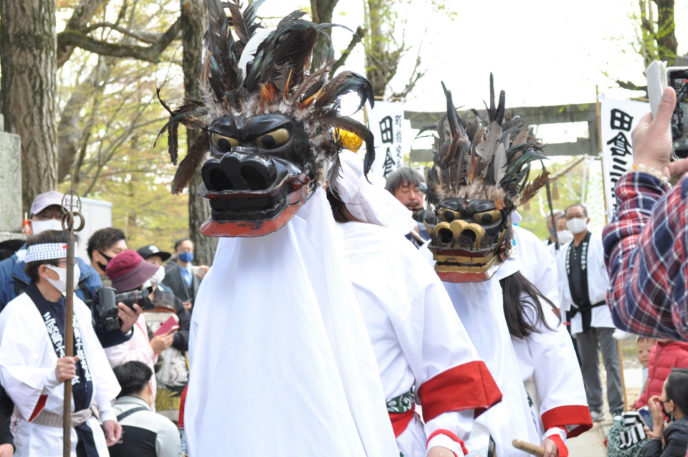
left=158, top=0, right=375, bottom=195
left=428, top=74, right=548, bottom=210
left=425, top=76, right=549, bottom=282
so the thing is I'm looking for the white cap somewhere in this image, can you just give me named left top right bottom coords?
left=30, top=191, right=66, bottom=217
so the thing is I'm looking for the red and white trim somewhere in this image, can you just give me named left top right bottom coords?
left=541, top=405, right=593, bottom=438
left=426, top=429, right=468, bottom=456
left=418, top=360, right=502, bottom=422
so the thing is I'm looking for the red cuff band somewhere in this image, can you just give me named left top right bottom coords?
left=541, top=405, right=593, bottom=438
left=418, top=360, right=502, bottom=422
left=549, top=434, right=568, bottom=457
left=426, top=429, right=467, bottom=456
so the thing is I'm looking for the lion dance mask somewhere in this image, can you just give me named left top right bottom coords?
left=159, top=0, right=375, bottom=237
left=425, top=76, right=548, bottom=282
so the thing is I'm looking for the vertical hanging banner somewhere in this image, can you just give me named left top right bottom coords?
left=367, top=101, right=405, bottom=179
left=600, top=96, right=649, bottom=220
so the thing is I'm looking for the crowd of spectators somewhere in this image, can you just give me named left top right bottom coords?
left=0, top=190, right=209, bottom=456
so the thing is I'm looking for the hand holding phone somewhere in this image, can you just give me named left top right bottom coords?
left=154, top=315, right=180, bottom=338
left=638, top=406, right=653, bottom=431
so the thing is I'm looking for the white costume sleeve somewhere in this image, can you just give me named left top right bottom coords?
left=523, top=306, right=590, bottom=438
left=75, top=299, right=121, bottom=422
left=387, top=235, right=499, bottom=452
left=0, top=295, right=61, bottom=420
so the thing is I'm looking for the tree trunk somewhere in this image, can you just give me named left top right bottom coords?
left=181, top=0, right=216, bottom=265
left=1, top=0, right=58, bottom=213
left=654, top=0, right=677, bottom=63
left=310, top=0, right=338, bottom=70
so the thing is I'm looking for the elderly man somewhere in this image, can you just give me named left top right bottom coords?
left=385, top=167, right=431, bottom=244
left=557, top=203, right=623, bottom=421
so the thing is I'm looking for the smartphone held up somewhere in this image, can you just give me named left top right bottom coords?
left=647, top=61, right=688, bottom=159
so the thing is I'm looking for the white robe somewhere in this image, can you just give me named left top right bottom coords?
left=185, top=189, right=398, bottom=457
left=342, top=222, right=500, bottom=457
left=443, top=274, right=539, bottom=457
left=0, top=293, right=120, bottom=457
left=512, top=226, right=591, bottom=441
left=555, top=233, right=614, bottom=334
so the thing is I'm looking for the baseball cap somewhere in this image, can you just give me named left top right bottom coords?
left=30, top=191, right=67, bottom=217
left=136, top=244, right=172, bottom=262
left=106, top=250, right=160, bottom=292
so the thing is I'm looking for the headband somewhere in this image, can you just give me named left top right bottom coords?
left=24, top=243, right=68, bottom=263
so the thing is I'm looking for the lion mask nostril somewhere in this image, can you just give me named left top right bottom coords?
left=241, top=165, right=271, bottom=191
left=438, top=228, right=453, bottom=244
left=209, top=168, right=234, bottom=191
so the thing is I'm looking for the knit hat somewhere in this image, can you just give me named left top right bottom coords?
left=106, top=250, right=159, bottom=292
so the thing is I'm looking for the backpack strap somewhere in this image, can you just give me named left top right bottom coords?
left=116, top=406, right=148, bottom=422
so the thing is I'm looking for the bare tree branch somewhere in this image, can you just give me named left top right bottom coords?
left=329, top=26, right=366, bottom=76
left=616, top=79, right=647, bottom=92
left=83, top=22, right=162, bottom=44
left=57, top=17, right=182, bottom=63
left=57, top=0, right=110, bottom=67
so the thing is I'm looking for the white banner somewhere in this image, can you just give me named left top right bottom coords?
left=367, top=101, right=405, bottom=179
left=600, top=96, right=649, bottom=221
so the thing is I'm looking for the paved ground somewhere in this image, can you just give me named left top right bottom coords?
left=567, top=361, right=643, bottom=456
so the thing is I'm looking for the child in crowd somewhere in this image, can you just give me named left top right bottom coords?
left=638, top=336, right=654, bottom=394
left=635, top=339, right=688, bottom=410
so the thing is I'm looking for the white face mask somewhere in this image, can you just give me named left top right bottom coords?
left=142, top=266, right=166, bottom=290
left=556, top=229, right=574, bottom=246
left=31, top=219, right=63, bottom=234
left=566, top=217, right=587, bottom=235
left=150, top=266, right=166, bottom=286
left=45, top=264, right=80, bottom=295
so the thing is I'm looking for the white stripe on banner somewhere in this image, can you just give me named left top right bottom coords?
left=599, top=96, right=650, bottom=221
left=367, top=101, right=405, bottom=179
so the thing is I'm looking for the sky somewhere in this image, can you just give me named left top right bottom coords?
left=265, top=0, right=688, bottom=111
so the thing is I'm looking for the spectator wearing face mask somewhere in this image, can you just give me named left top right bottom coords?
left=162, top=238, right=206, bottom=311
left=556, top=203, right=623, bottom=422
left=103, top=250, right=182, bottom=404
left=111, top=250, right=191, bottom=422
left=0, top=230, right=122, bottom=456
left=642, top=368, right=688, bottom=457
left=86, top=228, right=127, bottom=284
left=0, top=191, right=101, bottom=311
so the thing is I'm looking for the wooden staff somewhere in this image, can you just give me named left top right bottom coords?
left=512, top=439, right=545, bottom=457
left=61, top=192, right=84, bottom=457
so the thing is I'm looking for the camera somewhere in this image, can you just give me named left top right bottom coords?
left=88, top=287, right=155, bottom=332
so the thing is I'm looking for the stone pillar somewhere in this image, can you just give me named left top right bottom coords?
left=0, top=114, right=24, bottom=241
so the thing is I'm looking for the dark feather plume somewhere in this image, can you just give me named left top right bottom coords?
left=171, top=129, right=210, bottom=194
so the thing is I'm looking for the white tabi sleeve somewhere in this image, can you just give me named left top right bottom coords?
left=520, top=301, right=591, bottom=440
left=0, top=296, right=61, bottom=420
left=392, top=246, right=500, bottom=455
left=75, top=300, right=121, bottom=422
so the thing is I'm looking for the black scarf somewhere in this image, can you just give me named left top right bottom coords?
left=25, top=283, right=98, bottom=457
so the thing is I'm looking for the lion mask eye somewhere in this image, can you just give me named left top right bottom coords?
left=211, top=133, right=239, bottom=153
left=473, top=210, right=502, bottom=225
left=256, top=128, right=290, bottom=149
